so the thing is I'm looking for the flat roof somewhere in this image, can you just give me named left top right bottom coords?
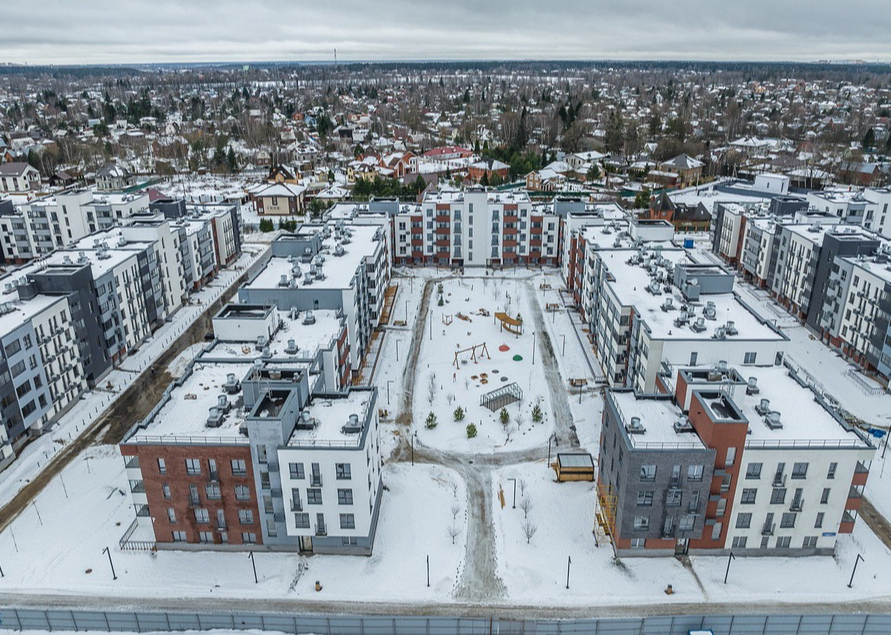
left=288, top=390, right=372, bottom=447
left=610, top=391, right=706, bottom=449
left=598, top=249, right=783, bottom=341
left=138, top=362, right=254, bottom=439
left=0, top=289, right=66, bottom=337
left=207, top=309, right=342, bottom=361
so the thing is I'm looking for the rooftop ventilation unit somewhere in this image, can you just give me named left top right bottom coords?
left=746, top=377, right=760, bottom=395
left=261, top=346, right=271, bottom=358
left=690, top=317, right=707, bottom=333
left=289, top=278, right=298, bottom=289
left=764, top=411, right=783, bottom=430
left=206, top=406, right=225, bottom=428
left=673, top=312, right=690, bottom=327
left=62, top=255, right=73, bottom=265
left=268, top=369, right=282, bottom=381
left=289, top=307, right=298, bottom=321
left=296, top=409, right=317, bottom=430
left=724, top=321, right=738, bottom=336
left=661, top=297, right=675, bottom=312
left=285, top=339, right=298, bottom=354
left=303, top=272, right=314, bottom=285
left=334, top=243, right=345, bottom=257
left=278, top=274, right=289, bottom=287
left=807, top=221, right=821, bottom=233
left=646, top=281, right=662, bottom=295
left=341, top=413, right=363, bottom=434
left=291, top=264, right=301, bottom=277
left=217, top=394, right=231, bottom=413
left=625, top=416, right=646, bottom=435
left=302, top=310, right=316, bottom=325
left=255, top=335, right=268, bottom=350
left=703, top=301, right=717, bottom=320
left=224, top=373, right=240, bottom=394
left=755, top=398, right=771, bottom=416
left=673, top=417, right=694, bottom=433
left=96, top=248, right=111, bottom=260
left=716, top=360, right=728, bottom=372
left=712, top=327, right=727, bottom=340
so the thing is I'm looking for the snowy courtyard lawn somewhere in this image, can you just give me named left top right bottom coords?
left=414, top=277, right=555, bottom=453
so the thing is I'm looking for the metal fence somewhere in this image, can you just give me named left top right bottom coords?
left=2, top=609, right=891, bottom=635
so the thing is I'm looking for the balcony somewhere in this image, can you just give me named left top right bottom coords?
left=290, top=499, right=303, bottom=512
left=310, top=475, right=323, bottom=487
left=129, top=480, right=145, bottom=494
left=761, top=522, right=775, bottom=536
left=849, top=486, right=863, bottom=499
left=772, top=473, right=786, bottom=487
left=124, top=456, right=140, bottom=469
left=790, top=498, right=804, bottom=512
left=315, top=524, right=328, bottom=537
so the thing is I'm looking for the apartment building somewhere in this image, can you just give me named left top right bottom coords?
left=806, top=187, right=891, bottom=238
left=120, top=308, right=381, bottom=554
left=238, top=221, right=390, bottom=375
left=598, top=361, right=874, bottom=557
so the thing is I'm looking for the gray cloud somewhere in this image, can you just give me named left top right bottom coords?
left=1, top=0, right=889, bottom=64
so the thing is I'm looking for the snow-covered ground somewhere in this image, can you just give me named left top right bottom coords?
left=0, top=245, right=268, bottom=511
left=413, top=277, right=555, bottom=453
left=0, top=449, right=466, bottom=604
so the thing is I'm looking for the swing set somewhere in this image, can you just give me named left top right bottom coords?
left=453, top=342, right=491, bottom=369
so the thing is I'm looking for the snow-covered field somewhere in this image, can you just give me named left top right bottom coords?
left=0, top=449, right=466, bottom=604
left=414, top=276, right=555, bottom=453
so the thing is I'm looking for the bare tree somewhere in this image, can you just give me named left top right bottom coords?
left=513, top=410, right=525, bottom=430
left=427, top=373, right=437, bottom=406
left=464, top=376, right=471, bottom=390
left=519, top=495, right=533, bottom=519
left=447, top=392, right=455, bottom=405
left=451, top=503, right=460, bottom=520
left=518, top=479, right=528, bottom=499
left=522, top=520, right=538, bottom=544
left=447, top=524, right=461, bottom=545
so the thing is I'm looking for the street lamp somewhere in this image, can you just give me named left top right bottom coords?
left=560, top=334, right=566, bottom=357
left=411, top=431, right=417, bottom=466
left=507, top=477, right=517, bottom=508
left=723, top=551, right=735, bottom=584
left=396, top=339, right=400, bottom=362
left=387, top=379, right=394, bottom=406
left=532, top=332, right=536, bottom=365
left=102, top=546, right=117, bottom=580
left=405, top=300, right=410, bottom=322
left=565, top=555, right=572, bottom=589
left=848, top=553, right=864, bottom=588
left=248, top=550, right=258, bottom=584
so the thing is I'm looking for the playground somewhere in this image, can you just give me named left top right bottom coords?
left=413, top=276, right=556, bottom=453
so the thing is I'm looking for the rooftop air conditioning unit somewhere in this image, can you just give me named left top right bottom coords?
left=302, top=310, right=316, bottom=325
left=206, top=406, right=225, bottom=428
left=673, top=417, right=694, bottom=433
left=285, top=339, right=298, bottom=354
left=217, top=394, right=231, bottom=413
left=303, top=272, right=314, bottom=285
left=725, top=321, right=738, bottom=336
left=703, top=301, right=717, bottom=320
left=261, top=346, right=271, bottom=358
left=341, top=413, right=363, bottom=434
left=296, top=409, right=317, bottom=430
left=278, top=274, right=289, bottom=287
left=691, top=317, right=707, bottom=333
left=224, top=373, right=240, bottom=394
left=764, top=411, right=783, bottom=430
left=255, top=335, right=268, bottom=350
left=755, top=398, right=771, bottom=416
left=625, top=416, right=646, bottom=434
left=661, top=297, right=675, bottom=312
left=746, top=377, right=760, bottom=395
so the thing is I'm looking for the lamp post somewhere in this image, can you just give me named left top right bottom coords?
left=248, top=550, right=258, bottom=584
left=426, top=554, right=430, bottom=587
left=547, top=434, right=558, bottom=468
left=102, top=546, right=117, bottom=580
left=532, top=332, right=536, bottom=365
left=508, top=477, right=517, bottom=508
left=411, top=432, right=416, bottom=466
left=387, top=380, right=394, bottom=406
left=565, top=555, right=572, bottom=589
left=560, top=334, right=566, bottom=357
left=405, top=300, right=410, bottom=322
left=396, top=339, right=400, bottom=362
left=723, top=551, right=735, bottom=584
left=848, top=553, right=864, bottom=588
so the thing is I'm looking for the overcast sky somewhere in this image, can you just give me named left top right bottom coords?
left=2, top=1, right=890, bottom=65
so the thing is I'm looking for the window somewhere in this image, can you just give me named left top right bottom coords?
left=235, top=485, right=251, bottom=501
left=736, top=513, right=752, bottom=529
left=189, top=484, right=200, bottom=505
left=194, top=508, right=210, bottom=524
left=679, top=515, right=695, bottom=532
left=689, top=491, right=700, bottom=512
left=336, top=463, right=352, bottom=480
left=162, top=483, right=171, bottom=499
left=238, top=509, right=254, bottom=525
left=157, top=458, right=167, bottom=474
left=666, top=490, right=682, bottom=507
left=640, top=465, right=656, bottom=481
left=630, top=538, right=646, bottom=549
left=711, top=522, right=723, bottom=541
left=4, top=340, right=21, bottom=357
left=294, top=513, right=310, bottom=528
left=199, top=531, right=214, bottom=544
left=744, top=352, right=757, bottom=364
left=741, top=488, right=757, bottom=504
left=231, top=459, right=247, bottom=476
left=745, top=462, right=762, bottom=479
left=781, top=513, right=797, bottom=529
left=776, top=536, right=792, bottom=548
left=257, top=445, right=268, bottom=464
left=307, top=488, right=323, bottom=505
left=815, top=512, right=824, bottom=529
left=689, top=352, right=698, bottom=365
left=185, top=458, right=201, bottom=475
left=633, top=516, right=649, bottom=531
left=725, top=447, right=737, bottom=467
left=716, top=498, right=727, bottom=517
left=827, top=463, right=837, bottom=479
left=289, top=463, right=305, bottom=479
left=340, top=513, right=356, bottom=530
left=732, top=536, right=748, bottom=549
left=337, top=489, right=354, bottom=505
left=172, top=531, right=187, bottom=542
left=803, top=536, right=818, bottom=549
left=791, top=462, right=808, bottom=479
left=771, top=488, right=786, bottom=504
left=241, top=532, right=257, bottom=544
left=721, top=474, right=732, bottom=492
left=821, top=488, right=830, bottom=504
left=206, top=483, right=221, bottom=499
left=687, top=465, right=704, bottom=481
left=167, top=508, right=176, bottom=523
left=637, top=491, right=654, bottom=506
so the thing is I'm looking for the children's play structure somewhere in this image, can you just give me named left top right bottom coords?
left=495, top=312, right=523, bottom=335
left=453, top=342, right=491, bottom=369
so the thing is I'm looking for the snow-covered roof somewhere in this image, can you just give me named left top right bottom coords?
left=287, top=389, right=373, bottom=447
